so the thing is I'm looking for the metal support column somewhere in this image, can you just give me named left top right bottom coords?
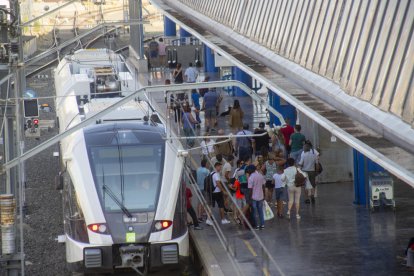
left=179, top=27, right=191, bottom=45
left=268, top=89, right=296, bottom=126
left=353, top=149, right=385, bottom=205
left=232, top=67, right=251, bottom=97
left=203, top=45, right=217, bottom=73
left=164, top=16, right=176, bottom=37
left=129, top=0, right=144, bottom=59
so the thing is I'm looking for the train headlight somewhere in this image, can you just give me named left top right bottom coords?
left=152, top=220, right=172, bottom=232
left=88, top=223, right=109, bottom=234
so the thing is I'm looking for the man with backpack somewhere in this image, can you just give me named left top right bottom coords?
left=236, top=124, right=253, bottom=161
left=205, top=162, right=231, bottom=225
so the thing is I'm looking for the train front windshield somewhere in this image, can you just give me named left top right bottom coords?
left=88, top=134, right=164, bottom=213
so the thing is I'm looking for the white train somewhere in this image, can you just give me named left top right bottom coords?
left=54, top=49, right=189, bottom=274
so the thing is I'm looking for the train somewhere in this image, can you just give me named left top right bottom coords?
left=54, top=49, right=189, bottom=274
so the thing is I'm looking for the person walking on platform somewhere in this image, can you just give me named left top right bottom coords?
left=182, top=105, right=197, bottom=147
left=196, top=159, right=210, bottom=221
left=186, top=187, right=203, bottom=230
left=253, top=122, right=271, bottom=157
left=228, top=99, right=244, bottom=133
left=158, top=38, right=167, bottom=70
left=284, top=158, right=306, bottom=219
left=289, top=124, right=306, bottom=164
left=264, top=153, right=278, bottom=206
left=202, top=89, right=219, bottom=132
left=272, top=128, right=287, bottom=159
left=173, top=63, right=184, bottom=84
left=236, top=124, right=253, bottom=161
left=298, top=141, right=319, bottom=204
left=272, top=167, right=287, bottom=218
left=206, top=162, right=231, bottom=226
left=200, top=134, right=215, bottom=160
left=191, top=89, right=202, bottom=125
left=280, top=118, right=294, bottom=155
left=214, top=129, right=234, bottom=159
left=248, top=164, right=266, bottom=230
left=184, top=62, right=199, bottom=83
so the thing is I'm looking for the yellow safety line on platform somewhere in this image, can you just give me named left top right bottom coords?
left=262, top=267, right=270, bottom=276
left=243, top=240, right=257, bottom=257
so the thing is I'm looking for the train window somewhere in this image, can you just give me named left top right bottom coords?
left=89, top=144, right=164, bottom=213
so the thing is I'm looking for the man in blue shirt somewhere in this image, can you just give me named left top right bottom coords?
left=202, top=89, right=218, bottom=132
left=191, top=89, right=202, bottom=125
left=236, top=123, right=253, bottom=161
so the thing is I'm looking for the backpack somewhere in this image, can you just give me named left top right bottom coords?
left=294, top=168, right=306, bottom=187
left=204, top=172, right=217, bottom=194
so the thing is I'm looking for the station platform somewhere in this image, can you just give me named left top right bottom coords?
left=141, top=69, right=414, bottom=276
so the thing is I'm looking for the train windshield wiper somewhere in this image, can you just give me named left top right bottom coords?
left=102, top=169, right=132, bottom=218
left=102, top=184, right=133, bottom=218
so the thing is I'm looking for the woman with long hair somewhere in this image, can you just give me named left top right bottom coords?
left=228, top=99, right=244, bottom=133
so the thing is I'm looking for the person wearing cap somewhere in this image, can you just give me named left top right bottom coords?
left=253, top=122, right=270, bottom=157
left=206, top=162, right=231, bottom=225
left=236, top=124, right=253, bottom=161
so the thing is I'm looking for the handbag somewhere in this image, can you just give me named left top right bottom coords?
left=315, top=162, right=323, bottom=175
left=294, top=168, right=306, bottom=187
left=263, top=200, right=274, bottom=221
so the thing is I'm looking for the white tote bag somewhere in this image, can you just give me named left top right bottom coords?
left=263, top=200, right=274, bottom=221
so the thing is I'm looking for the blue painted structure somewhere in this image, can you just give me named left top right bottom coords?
left=232, top=67, right=251, bottom=97
left=179, top=28, right=192, bottom=44
left=268, top=90, right=296, bottom=126
left=203, top=45, right=218, bottom=73
left=353, top=150, right=385, bottom=205
left=164, top=16, right=176, bottom=37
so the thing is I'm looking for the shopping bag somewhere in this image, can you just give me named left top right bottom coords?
left=305, top=178, right=313, bottom=190
left=263, top=200, right=274, bottom=221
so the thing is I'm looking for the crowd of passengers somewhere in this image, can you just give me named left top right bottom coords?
left=163, top=63, right=321, bottom=230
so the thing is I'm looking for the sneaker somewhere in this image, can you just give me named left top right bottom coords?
left=194, top=226, right=203, bottom=230
left=221, top=219, right=230, bottom=225
left=260, top=225, right=265, bottom=230
left=296, top=214, right=301, bottom=219
left=286, top=211, right=290, bottom=219
left=235, top=218, right=242, bottom=225
left=255, top=226, right=260, bottom=230
left=198, top=218, right=204, bottom=223
left=206, top=219, right=213, bottom=226
left=305, top=199, right=311, bottom=204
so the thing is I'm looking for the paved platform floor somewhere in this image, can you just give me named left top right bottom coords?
left=142, top=69, right=414, bottom=276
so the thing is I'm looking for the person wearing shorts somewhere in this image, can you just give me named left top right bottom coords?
left=264, top=155, right=277, bottom=206
left=206, top=162, right=231, bottom=226
left=202, top=89, right=218, bottom=132
left=272, top=167, right=287, bottom=218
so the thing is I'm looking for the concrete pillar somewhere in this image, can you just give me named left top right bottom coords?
left=353, top=150, right=385, bottom=205
left=204, top=45, right=218, bottom=73
left=232, top=67, right=251, bottom=97
left=164, top=16, right=176, bottom=37
left=268, top=89, right=296, bottom=126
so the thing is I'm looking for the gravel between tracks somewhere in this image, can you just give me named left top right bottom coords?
left=24, top=71, right=69, bottom=276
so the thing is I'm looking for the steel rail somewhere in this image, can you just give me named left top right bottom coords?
left=25, top=20, right=147, bottom=67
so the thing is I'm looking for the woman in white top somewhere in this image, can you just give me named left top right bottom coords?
left=200, top=134, right=215, bottom=159
left=284, top=157, right=306, bottom=219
